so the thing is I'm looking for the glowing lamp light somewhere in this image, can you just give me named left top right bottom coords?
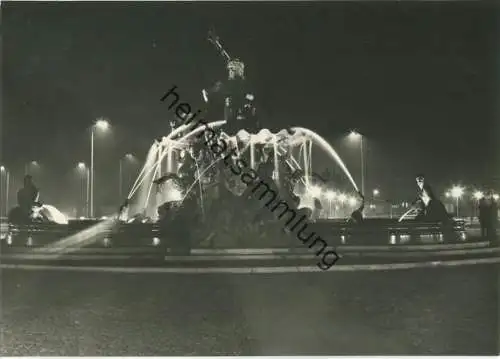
left=0, top=165, right=5, bottom=171
left=373, top=189, right=380, bottom=196
left=79, top=216, right=86, bottom=220
left=101, top=216, right=108, bottom=220
left=445, top=191, right=451, bottom=198
left=348, top=131, right=361, bottom=140
left=152, top=237, right=160, bottom=246
left=493, top=194, right=499, bottom=201
left=325, top=191, right=336, bottom=200
left=348, top=196, right=357, bottom=207
left=450, top=186, right=464, bottom=199
left=95, top=118, right=110, bottom=131
left=338, top=193, right=347, bottom=203
left=473, top=191, right=484, bottom=200
left=308, top=185, right=322, bottom=198
left=77, top=162, right=86, bottom=170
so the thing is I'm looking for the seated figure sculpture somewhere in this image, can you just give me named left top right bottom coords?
left=348, top=191, right=365, bottom=224
left=413, top=174, right=451, bottom=223
left=9, top=175, right=41, bottom=224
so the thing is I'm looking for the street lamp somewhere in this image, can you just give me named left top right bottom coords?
left=348, top=130, right=364, bottom=195
left=90, top=117, right=110, bottom=218
left=450, top=185, right=464, bottom=217
left=472, top=190, right=484, bottom=221
left=0, top=166, right=9, bottom=217
left=119, top=153, right=136, bottom=200
left=25, top=160, right=39, bottom=175
left=373, top=188, right=380, bottom=197
left=77, top=162, right=90, bottom=217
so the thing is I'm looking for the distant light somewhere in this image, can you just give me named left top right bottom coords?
left=348, top=196, right=357, bottom=207
left=124, top=153, right=135, bottom=160
left=152, top=237, right=160, bottom=246
left=0, top=166, right=5, bottom=171
left=103, top=237, right=111, bottom=247
left=450, top=186, right=464, bottom=199
left=79, top=216, right=86, bottom=220
left=26, top=236, right=33, bottom=247
left=6, top=234, right=12, bottom=245
left=445, top=191, right=451, bottom=198
left=325, top=191, right=336, bottom=200
left=348, top=131, right=361, bottom=140
left=101, top=216, right=108, bottom=220
left=95, top=118, right=110, bottom=131
left=493, top=194, right=499, bottom=201
left=473, top=191, right=484, bottom=200
left=245, top=93, right=255, bottom=101
left=373, top=189, right=380, bottom=196
left=308, top=185, right=322, bottom=198
left=338, top=193, right=347, bottom=203
left=77, top=162, right=86, bottom=170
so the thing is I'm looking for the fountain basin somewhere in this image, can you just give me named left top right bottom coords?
left=1, top=217, right=469, bottom=251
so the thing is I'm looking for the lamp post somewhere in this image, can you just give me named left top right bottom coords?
left=25, top=160, right=39, bottom=175
left=1, top=166, right=9, bottom=217
left=451, top=185, right=464, bottom=217
left=90, top=118, right=110, bottom=218
left=77, top=162, right=90, bottom=217
left=348, top=131, right=364, bottom=195
left=473, top=191, right=483, bottom=221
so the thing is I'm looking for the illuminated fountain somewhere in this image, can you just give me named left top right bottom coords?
left=122, top=30, right=363, bottom=233
left=125, top=122, right=361, bottom=223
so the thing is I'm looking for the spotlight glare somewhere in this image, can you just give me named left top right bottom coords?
left=95, top=118, right=110, bottom=131
left=325, top=191, right=336, bottom=200
left=308, top=185, right=322, bottom=198
left=473, top=191, right=484, bottom=200
left=450, top=186, right=464, bottom=199
left=348, top=196, right=357, bottom=207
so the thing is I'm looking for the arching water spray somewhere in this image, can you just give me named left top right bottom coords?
left=291, top=127, right=359, bottom=192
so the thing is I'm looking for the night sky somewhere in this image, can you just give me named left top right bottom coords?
left=2, top=1, right=499, bottom=208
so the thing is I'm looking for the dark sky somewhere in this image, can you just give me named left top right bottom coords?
left=2, top=1, right=499, bottom=206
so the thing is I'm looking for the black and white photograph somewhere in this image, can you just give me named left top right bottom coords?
left=1, top=0, right=499, bottom=356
